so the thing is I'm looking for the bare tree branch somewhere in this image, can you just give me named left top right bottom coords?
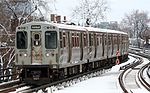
left=4, top=0, right=17, bottom=18
left=120, top=10, right=150, bottom=47
left=72, top=0, right=109, bottom=26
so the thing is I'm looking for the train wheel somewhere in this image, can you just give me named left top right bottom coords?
left=58, top=69, right=65, bottom=80
left=19, top=69, right=25, bottom=81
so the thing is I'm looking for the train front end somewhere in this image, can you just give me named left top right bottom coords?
left=15, top=22, right=58, bottom=85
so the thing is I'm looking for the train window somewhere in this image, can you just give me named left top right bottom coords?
left=16, top=31, right=27, bottom=49
left=108, top=34, right=111, bottom=45
left=94, top=33, right=97, bottom=46
left=33, top=34, right=41, bottom=46
left=97, top=36, right=99, bottom=46
left=117, top=35, right=120, bottom=50
left=111, top=34, right=114, bottom=55
left=101, top=37, right=103, bottom=44
left=72, top=32, right=75, bottom=47
left=83, top=33, right=87, bottom=47
left=117, top=35, right=120, bottom=44
left=92, top=34, right=93, bottom=46
left=77, top=33, right=79, bottom=47
left=89, top=33, right=93, bottom=46
left=100, top=37, right=101, bottom=44
left=63, top=32, right=66, bottom=47
left=59, top=32, right=62, bottom=39
left=34, top=34, right=40, bottom=40
left=114, top=36, right=117, bottom=44
left=102, top=34, right=105, bottom=56
left=80, top=33, right=83, bottom=48
left=105, top=34, right=107, bottom=45
left=59, top=32, right=63, bottom=48
left=45, top=31, right=57, bottom=49
left=100, top=34, right=102, bottom=44
left=75, top=33, right=77, bottom=47
left=89, top=33, right=91, bottom=46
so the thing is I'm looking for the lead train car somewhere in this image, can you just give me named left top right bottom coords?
left=15, top=21, right=129, bottom=84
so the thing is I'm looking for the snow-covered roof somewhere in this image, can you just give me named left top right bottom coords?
left=85, top=27, right=107, bottom=33
left=17, top=21, right=128, bottom=35
left=56, top=24, right=127, bottom=35
left=105, top=29, right=127, bottom=35
left=54, top=23, right=86, bottom=31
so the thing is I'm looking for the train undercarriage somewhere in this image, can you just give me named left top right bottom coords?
left=19, top=54, right=128, bottom=85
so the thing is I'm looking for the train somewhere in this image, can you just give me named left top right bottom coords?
left=15, top=21, right=129, bottom=85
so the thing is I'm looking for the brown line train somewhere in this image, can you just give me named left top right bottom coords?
left=15, top=21, right=129, bottom=85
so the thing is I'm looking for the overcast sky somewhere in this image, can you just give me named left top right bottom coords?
left=51, top=0, right=150, bottom=23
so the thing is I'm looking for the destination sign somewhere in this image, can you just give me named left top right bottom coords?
left=31, top=25, right=41, bottom=29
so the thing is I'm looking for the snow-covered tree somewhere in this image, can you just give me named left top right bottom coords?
left=120, top=10, right=150, bottom=47
left=0, top=0, right=56, bottom=32
left=29, top=0, right=56, bottom=21
left=120, top=10, right=150, bottom=38
left=72, top=0, right=109, bottom=26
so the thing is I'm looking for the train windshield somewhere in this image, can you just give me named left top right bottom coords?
left=16, top=31, right=28, bottom=49
left=45, top=31, right=57, bottom=49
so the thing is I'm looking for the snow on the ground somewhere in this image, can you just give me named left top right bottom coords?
left=46, top=56, right=136, bottom=93
left=10, top=55, right=149, bottom=93
left=53, top=74, right=122, bottom=93
left=9, top=86, right=31, bottom=93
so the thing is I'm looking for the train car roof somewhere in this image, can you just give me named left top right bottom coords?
left=55, top=23, right=127, bottom=35
left=85, top=26, right=127, bottom=35
left=17, top=21, right=127, bottom=35
left=18, top=21, right=86, bottom=31
left=84, top=27, right=106, bottom=33
left=54, top=23, right=86, bottom=31
left=105, top=29, right=127, bottom=35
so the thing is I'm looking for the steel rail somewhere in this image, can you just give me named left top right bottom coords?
left=147, top=66, right=150, bottom=78
left=118, top=54, right=142, bottom=93
left=19, top=65, right=112, bottom=93
left=138, top=62, right=150, bottom=91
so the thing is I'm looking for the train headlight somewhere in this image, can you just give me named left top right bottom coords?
left=53, top=65, right=57, bottom=68
left=46, top=53, right=50, bottom=57
left=24, top=53, right=27, bottom=57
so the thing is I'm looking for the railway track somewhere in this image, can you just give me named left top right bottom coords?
left=0, top=64, right=111, bottom=93
left=0, top=79, right=36, bottom=93
left=147, top=66, right=150, bottom=78
left=0, top=79, right=26, bottom=93
left=138, top=62, right=150, bottom=91
left=14, top=66, right=111, bottom=93
left=118, top=54, right=142, bottom=93
left=119, top=50, right=150, bottom=93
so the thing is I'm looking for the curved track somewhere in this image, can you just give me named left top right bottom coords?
left=147, top=66, right=150, bottom=78
left=138, top=62, right=150, bottom=91
left=119, top=50, right=150, bottom=93
left=118, top=54, right=142, bottom=93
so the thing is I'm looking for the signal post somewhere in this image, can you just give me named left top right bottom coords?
left=116, top=50, right=120, bottom=65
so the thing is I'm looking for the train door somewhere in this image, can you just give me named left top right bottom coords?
left=94, top=33, right=97, bottom=58
left=80, top=32, right=83, bottom=61
left=82, top=32, right=88, bottom=62
left=111, top=34, right=114, bottom=56
left=88, top=32, right=94, bottom=61
left=31, top=31, right=42, bottom=64
left=102, top=34, right=104, bottom=57
left=67, top=31, right=72, bottom=63
left=96, top=33, right=101, bottom=59
left=107, top=34, right=111, bottom=58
